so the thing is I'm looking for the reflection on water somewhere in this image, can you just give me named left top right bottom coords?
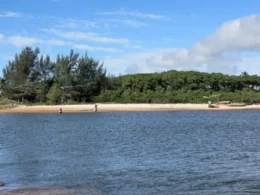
left=1, top=111, right=260, bottom=194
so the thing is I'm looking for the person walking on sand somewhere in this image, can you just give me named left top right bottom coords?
left=94, top=104, right=98, bottom=112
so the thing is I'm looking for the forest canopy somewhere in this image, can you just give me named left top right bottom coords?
left=0, top=47, right=260, bottom=104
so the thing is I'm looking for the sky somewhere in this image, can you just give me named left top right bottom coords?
left=0, top=0, right=260, bottom=76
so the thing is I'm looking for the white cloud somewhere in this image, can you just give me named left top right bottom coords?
left=193, top=14, right=260, bottom=56
left=239, top=54, right=260, bottom=75
left=73, top=44, right=118, bottom=53
left=97, top=9, right=167, bottom=20
left=42, top=28, right=130, bottom=44
left=0, top=34, right=4, bottom=41
left=103, top=14, right=260, bottom=75
left=3, top=14, right=260, bottom=75
left=1, top=34, right=119, bottom=53
left=5, top=35, right=70, bottom=47
left=124, top=43, right=143, bottom=49
left=98, top=18, right=146, bottom=28
left=0, top=11, right=21, bottom=18
left=104, top=49, right=174, bottom=74
left=7, top=36, right=42, bottom=47
left=40, top=16, right=146, bottom=29
left=124, top=64, right=141, bottom=74
left=47, top=39, right=71, bottom=46
left=57, top=18, right=97, bottom=29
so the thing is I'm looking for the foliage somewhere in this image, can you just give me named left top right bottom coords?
left=0, top=98, right=17, bottom=105
left=1, top=47, right=260, bottom=104
left=46, top=83, right=62, bottom=104
left=0, top=47, right=107, bottom=104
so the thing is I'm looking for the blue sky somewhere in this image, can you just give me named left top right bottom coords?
left=1, top=0, right=260, bottom=76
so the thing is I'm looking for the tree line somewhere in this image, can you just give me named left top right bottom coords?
left=0, top=47, right=106, bottom=104
left=1, top=47, right=260, bottom=104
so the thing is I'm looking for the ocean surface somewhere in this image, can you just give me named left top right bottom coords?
left=1, top=110, right=260, bottom=194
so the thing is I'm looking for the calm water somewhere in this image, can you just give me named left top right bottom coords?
left=1, top=111, right=260, bottom=194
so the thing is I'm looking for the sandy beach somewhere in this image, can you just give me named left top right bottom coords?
left=0, top=103, right=259, bottom=113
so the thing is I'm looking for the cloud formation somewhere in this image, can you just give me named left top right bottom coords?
left=0, top=34, right=4, bottom=41
left=7, top=36, right=41, bottom=47
left=104, top=14, right=260, bottom=75
left=98, top=18, right=146, bottom=28
left=56, top=17, right=145, bottom=29
left=2, top=35, right=117, bottom=53
left=0, top=11, right=21, bottom=18
left=1, top=11, right=260, bottom=75
left=42, top=28, right=130, bottom=44
left=73, top=44, right=118, bottom=53
left=57, top=18, right=98, bottom=29
left=97, top=9, right=167, bottom=20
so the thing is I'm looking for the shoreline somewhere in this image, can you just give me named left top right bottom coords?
left=0, top=103, right=259, bottom=113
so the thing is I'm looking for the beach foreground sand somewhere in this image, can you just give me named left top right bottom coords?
left=0, top=103, right=259, bottom=113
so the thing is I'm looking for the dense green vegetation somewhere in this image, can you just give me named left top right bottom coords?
left=0, top=47, right=107, bottom=104
left=1, top=47, right=260, bottom=104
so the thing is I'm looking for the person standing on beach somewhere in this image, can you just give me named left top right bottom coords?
left=94, top=104, right=98, bottom=112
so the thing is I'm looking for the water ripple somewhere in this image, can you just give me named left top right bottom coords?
left=1, top=111, right=260, bottom=194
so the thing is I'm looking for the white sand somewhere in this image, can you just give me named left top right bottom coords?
left=0, top=103, right=259, bottom=113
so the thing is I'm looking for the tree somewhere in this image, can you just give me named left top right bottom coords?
left=2, top=47, right=40, bottom=102
left=73, top=53, right=107, bottom=102
left=36, top=83, right=49, bottom=102
left=47, top=83, right=62, bottom=104
left=3, top=46, right=260, bottom=105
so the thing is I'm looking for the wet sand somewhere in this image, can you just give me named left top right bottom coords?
left=0, top=103, right=259, bottom=113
